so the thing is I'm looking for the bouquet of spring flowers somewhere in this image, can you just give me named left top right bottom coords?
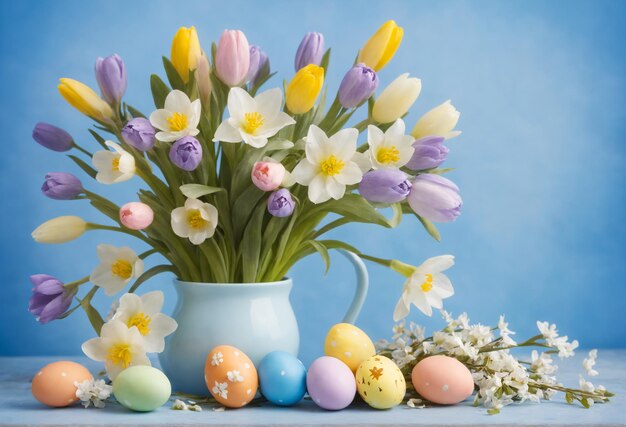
left=30, top=21, right=461, bottom=332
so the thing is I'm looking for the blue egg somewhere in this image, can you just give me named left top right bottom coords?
left=258, top=351, right=307, bottom=406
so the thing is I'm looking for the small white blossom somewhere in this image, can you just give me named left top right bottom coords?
left=172, top=399, right=202, bottom=411
left=212, top=381, right=228, bottom=399
left=74, top=379, right=112, bottom=408
left=583, top=349, right=599, bottom=377
left=537, top=321, right=559, bottom=341
left=211, top=352, right=224, bottom=366
left=227, top=370, right=244, bottom=383
left=407, top=398, right=426, bottom=408
left=553, top=336, right=579, bottom=359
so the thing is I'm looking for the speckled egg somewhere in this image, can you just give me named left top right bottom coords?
left=324, top=323, right=375, bottom=372
left=306, top=356, right=356, bottom=410
left=411, top=355, right=474, bottom=404
left=113, top=366, right=171, bottom=412
left=31, top=361, right=93, bottom=407
left=356, top=355, right=406, bottom=409
left=258, top=351, right=307, bottom=406
left=204, top=345, right=258, bottom=408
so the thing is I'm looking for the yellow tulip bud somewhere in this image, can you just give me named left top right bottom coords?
left=58, top=78, right=113, bottom=122
left=32, top=216, right=87, bottom=244
left=357, top=20, right=404, bottom=72
left=372, top=73, right=421, bottom=124
left=285, top=64, right=324, bottom=114
left=171, top=26, right=201, bottom=83
left=411, top=100, right=462, bottom=140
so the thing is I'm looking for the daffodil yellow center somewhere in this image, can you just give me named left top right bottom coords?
left=111, top=157, right=120, bottom=171
left=167, top=112, right=188, bottom=131
left=242, top=112, right=264, bottom=135
left=320, top=155, right=345, bottom=176
left=107, top=344, right=132, bottom=368
left=111, top=259, right=133, bottom=279
left=128, top=312, right=151, bottom=336
left=376, top=146, right=400, bottom=164
left=187, top=209, right=207, bottom=230
left=420, top=273, right=433, bottom=292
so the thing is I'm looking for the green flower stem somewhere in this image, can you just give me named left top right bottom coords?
left=72, top=143, right=92, bottom=157
left=63, top=276, right=89, bottom=291
left=86, top=223, right=156, bottom=248
left=139, top=248, right=158, bottom=259
left=354, top=118, right=373, bottom=133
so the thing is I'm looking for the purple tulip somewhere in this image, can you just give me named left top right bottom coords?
left=295, top=32, right=324, bottom=71
left=406, top=136, right=449, bottom=170
left=268, top=189, right=295, bottom=217
left=95, top=54, right=127, bottom=105
left=408, top=174, right=462, bottom=222
left=29, top=274, right=74, bottom=324
left=32, top=122, right=73, bottom=152
left=170, top=136, right=202, bottom=171
left=359, top=169, right=412, bottom=203
left=41, top=172, right=83, bottom=200
left=247, top=45, right=270, bottom=86
left=338, top=63, right=379, bottom=109
left=121, top=117, right=156, bottom=151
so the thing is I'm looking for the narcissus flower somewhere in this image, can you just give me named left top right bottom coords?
left=110, top=291, right=178, bottom=353
left=32, top=122, right=73, bottom=152
left=89, top=244, right=144, bottom=296
left=171, top=198, right=219, bottom=245
left=408, top=174, right=462, bottom=223
left=31, top=216, right=87, bottom=244
left=372, top=73, right=421, bottom=124
left=291, top=125, right=368, bottom=204
left=41, top=172, right=83, bottom=200
left=82, top=319, right=151, bottom=380
left=285, top=64, right=324, bottom=115
left=121, top=118, right=156, bottom=151
left=411, top=100, right=462, bottom=140
left=393, top=255, right=455, bottom=320
left=357, top=20, right=404, bottom=72
left=92, top=141, right=136, bottom=184
left=58, top=78, right=113, bottom=122
left=119, top=202, right=154, bottom=230
left=149, top=90, right=201, bottom=142
left=294, top=32, right=324, bottom=71
left=215, top=29, right=250, bottom=87
left=214, top=87, right=295, bottom=148
left=171, top=26, right=201, bottom=83
left=28, top=274, right=75, bottom=324
left=95, top=54, right=127, bottom=105
left=364, top=119, right=414, bottom=169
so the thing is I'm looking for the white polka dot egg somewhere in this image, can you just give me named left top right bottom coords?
left=204, top=345, right=258, bottom=408
left=324, top=323, right=375, bottom=372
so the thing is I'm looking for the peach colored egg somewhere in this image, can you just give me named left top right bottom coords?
left=411, top=355, right=474, bottom=404
left=204, top=345, right=258, bottom=408
left=32, top=361, right=93, bottom=407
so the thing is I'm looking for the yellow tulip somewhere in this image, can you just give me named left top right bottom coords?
left=357, top=20, right=404, bottom=72
left=285, top=64, right=324, bottom=114
left=58, top=78, right=113, bottom=122
left=32, top=216, right=87, bottom=244
left=171, top=26, right=201, bottom=83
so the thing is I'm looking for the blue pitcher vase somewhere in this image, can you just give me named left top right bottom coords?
left=159, top=250, right=369, bottom=395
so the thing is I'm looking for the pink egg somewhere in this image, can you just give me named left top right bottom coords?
left=306, top=356, right=356, bottom=410
left=411, top=355, right=474, bottom=404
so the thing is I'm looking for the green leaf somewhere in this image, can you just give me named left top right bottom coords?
left=581, top=397, right=591, bottom=409
left=179, top=184, right=225, bottom=199
left=388, top=203, right=403, bottom=228
left=126, top=104, right=146, bottom=118
left=320, top=48, right=331, bottom=73
left=162, top=56, right=185, bottom=91
left=150, top=74, right=171, bottom=109
left=241, top=205, right=265, bottom=282
left=318, top=194, right=390, bottom=227
left=427, top=167, right=455, bottom=175
left=68, top=155, right=97, bottom=179
left=232, top=185, right=265, bottom=241
left=487, top=408, right=500, bottom=415
left=77, top=287, right=103, bottom=335
left=129, top=265, right=175, bottom=293
left=565, top=392, right=574, bottom=404
left=416, top=214, right=441, bottom=242
left=88, top=129, right=108, bottom=149
left=304, top=240, right=331, bottom=274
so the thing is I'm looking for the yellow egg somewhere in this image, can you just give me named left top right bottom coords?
left=356, top=355, right=406, bottom=409
left=324, top=323, right=375, bottom=372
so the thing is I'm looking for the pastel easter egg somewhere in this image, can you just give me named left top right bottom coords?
left=356, top=355, right=406, bottom=409
left=411, top=355, right=474, bottom=404
left=258, top=351, right=307, bottom=406
left=205, top=345, right=258, bottom=408
left=306, top=356, right=356, bottom=410
left=324, top=323, right=375, bottom=372
left=32, top=361, right=93, bottom=407
left=112, top=366, right=171, bottom=412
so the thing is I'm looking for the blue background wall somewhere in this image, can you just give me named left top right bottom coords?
left=1, top=0, right=625, bottom=365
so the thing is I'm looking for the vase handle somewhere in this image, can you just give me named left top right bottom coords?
left=337, top=249, right=369, bottom=324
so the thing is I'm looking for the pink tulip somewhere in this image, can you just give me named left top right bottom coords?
left=119, top=202, right=154, bottom=230
left=216, top=30, right=250, bottom=86
left=251, top=161, right=285, bottom=192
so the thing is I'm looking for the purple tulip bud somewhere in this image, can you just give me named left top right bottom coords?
left=28, top=274, right=74, bottom=324
left=95, top=54, right=127, bottom=105
left=32, top=122, right=74, bottom=152
left=247, top=45, right=270, bottom=86
left=359, top=169, right=412, bottom=203
left=338, top=63, right=379, bottom=109
left=295, top=32, right=324, bottom=71
left=170, top=136, right=202, bottom=171
left=268, top=189, right=295, bottom=217
left=408, top=174, right=462, bottom=222
left=121, top=117, right=156, bottom=151
left=406, top=136, right=449, bottom=170
left=41, top=172, right=83, bottom=200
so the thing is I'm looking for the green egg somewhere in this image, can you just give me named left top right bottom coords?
left=113, top=366, right=171, bottom=412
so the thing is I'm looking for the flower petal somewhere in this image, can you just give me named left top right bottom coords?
left=291, top=159, right=317, bottom=185
left=214, top=121, right=242, bottom=143
left=164, top=89, right=191, bottom=112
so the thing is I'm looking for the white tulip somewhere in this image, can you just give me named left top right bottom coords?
left=31, top=215, right=87, bottom=244
left=92, top=141, right=136, bottom=184
left=411, top=100, right=461, bottom=140
left=372, top=73, right=421, bottom=124
left=149, top=90, right=201, bottom=142
left=171, top=198, right=218, bottom=245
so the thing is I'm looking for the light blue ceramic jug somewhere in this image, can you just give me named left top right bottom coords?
left=159, top=250, right=369, bottom=395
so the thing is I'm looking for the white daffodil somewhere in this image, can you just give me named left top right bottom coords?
left=364, top=119, right=414, bottom=169
left=90, top=244, right=144, bottom=296
left=291, top=125, right=369, bottom=204
left=393, top=255, right=455, bottom=320
left=214, top=87, right=295, bottom=148
left=149, top=90, right=201, bottom=142
left=92, top=141, right=135, bottom=184
left=81, top=319, right=151, bottom=380
left=171, top=198, right=218, bottom=245
left=110, top=291, right=178, bottom=353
